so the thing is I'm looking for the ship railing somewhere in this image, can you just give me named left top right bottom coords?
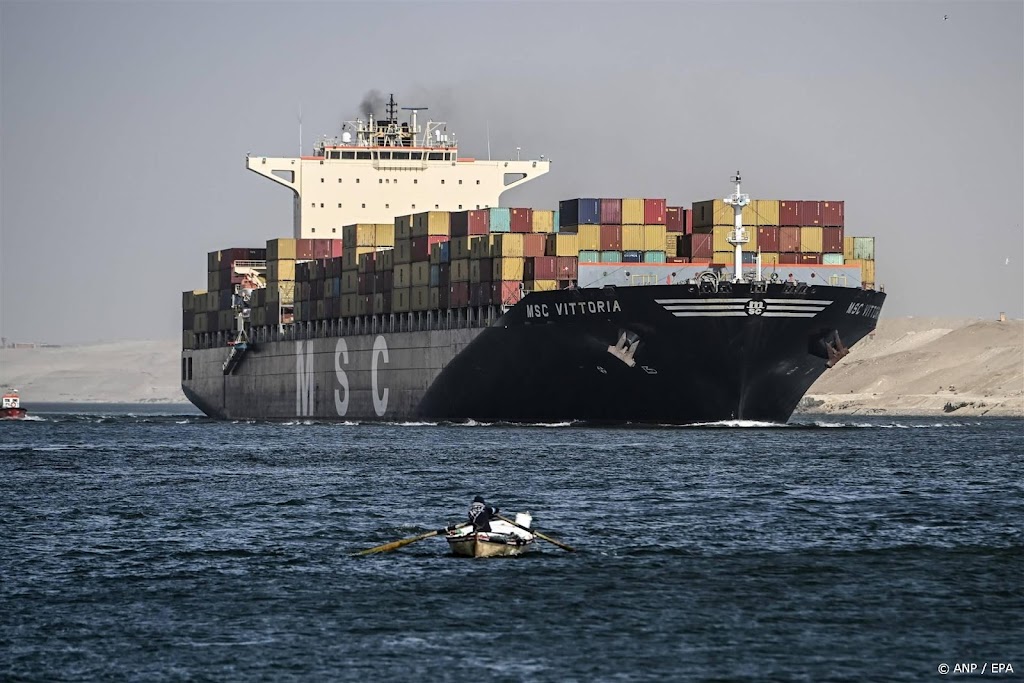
left=194, top=305, right=506, bottom=350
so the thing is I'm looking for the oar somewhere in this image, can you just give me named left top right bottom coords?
left=496, top=514, right=576, bottom=553
left=352, top=524, right=465, bottom=557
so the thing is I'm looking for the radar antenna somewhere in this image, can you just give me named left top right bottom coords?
left=401, top=106, right=427, bottom=148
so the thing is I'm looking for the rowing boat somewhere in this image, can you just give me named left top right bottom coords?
left=445, top=512, right=535, bottom=558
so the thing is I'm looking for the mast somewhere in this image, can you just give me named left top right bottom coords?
left=723, top=171, right=750, bottom=283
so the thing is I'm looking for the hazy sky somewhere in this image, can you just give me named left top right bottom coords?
left=1, top=1, right=1021, bottom=344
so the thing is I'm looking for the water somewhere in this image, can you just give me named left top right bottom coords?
left=2, top=407, right=1022, bottom=681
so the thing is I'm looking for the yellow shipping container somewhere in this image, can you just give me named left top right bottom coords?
left=394, top=238, right=412, bottom=265
left=643, top=225, right=667, bottom=251
left=843, top=236, right=855, bottom=261
left=493, top=257, right=526, bottom=281
left=861, top=259, right=875, bottom=285
left=395, top=215, right=414, bottom=241
left=411, top=261, right=430, bottom=287
left=342, top=223, right=377, bottom=246
left=665, top=234, right=680, bottom=257
left=760, top=252, right=780, bottom=265
left=746, top=199, right=780, bottom=227
left=529, top=279, right=558, bottom=292
left=267, top=281, right=295, bottom=305
left=393, top=288, right=411, bottom=313
left=429, top=287, right=440, bottom=310
left=413, top=211, right=450, bottom=237
left=622, top=198, right=645, bottom=225
left=375, top=223, right=395, bottom=247
left=800, top=226, right=824, bottom=254
left=712, top=251, right=735, bottom=264
left=411, top=285, right=430, bottom=312
left=491, top=233, right=525, bottom=257
left=268, top=238, right=296, bottom=260
left=269, top=259, right=296, bottom=282
left=546, top=233, right=579, bottom=257
left=621, top=225, right=645, bottom=251
left=531, top=210, right=555, bottom=233
left=577, top=225, right=601, bottom=251
left=451, top=258, right=471, bottom=283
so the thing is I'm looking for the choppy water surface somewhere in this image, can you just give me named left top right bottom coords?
left=2, top=407, right=1022, bottom=681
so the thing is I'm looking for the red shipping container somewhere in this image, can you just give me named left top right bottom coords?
left=510, top=208, right=534, bottom=233
left=600, top=225, right=623, bottom=251
left=822, top=201, right=844, bottom=227
left=757, top=226, right=780, bottom=253
left=411, top=235, right=448, bottom=262
left=666, top=207, right=683, bottom=232
left=687, top=233, right=713, bottom=260
left=438, top=263, right=450, bottom=288
left=779, top=227, right=801, bottom=253
left=438, top=286, right=450, bottom=309
left=801, top=200, right=823, bottom=226
left=822, top=227, right=844, bottom=253
left=493, top=280, right=523, bottom=306
left=357, top=273, right=368, bottom=295
left=527, top=256, right=557, bottom=280
left=668, top=256, right=689, bottom=263
left=644, top=198, right=667, bottom=225
left=331, top=240, right=344, bottom=258
left=450, top=210, right=489, bottom=237
left=451, top=282, right=470, bottom=308
left=600, top=198, right=622, bottom=225
left=360, top=252, right=376, bottom=273
left=683, top=208, right=693, bottom=234
left=478, top=257, right=493, bottom=282
left=556, top=256, right=578, bottom=280
left=294, top=239, right=313, bottom=260
left=522, top=233, right=546, bottom=258
left=779, top=201, right=801, bottom=226
left=799, top=253, right=823, bottom=264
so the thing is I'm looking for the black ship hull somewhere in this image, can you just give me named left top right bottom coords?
left=182, top=281, right=884, bottom=424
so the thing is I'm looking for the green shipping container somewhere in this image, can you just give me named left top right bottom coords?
left=578, top=250, right=600, bottom=263
left=600, top=251, right=622, bottom=262
left=643, top=251, right=667, bottom=263
left=853, top=237, right=875, bottom=260
left=823, top=253, right=845, bottom=265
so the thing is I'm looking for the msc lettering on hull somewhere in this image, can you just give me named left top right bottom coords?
left=296, top=337, right=390, bottom=418
left=846, top=302, right=882, bottom=320
left=526, top=299, right=621, bottom=319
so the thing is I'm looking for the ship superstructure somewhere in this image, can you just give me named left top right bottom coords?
left=247, top=94, right=550, bottom=238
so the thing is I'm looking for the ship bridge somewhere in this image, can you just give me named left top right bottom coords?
left=246, top=94, right=550, bottom=238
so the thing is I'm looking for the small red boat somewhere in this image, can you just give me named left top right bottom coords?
left=1, top=390, right=28, bottom=419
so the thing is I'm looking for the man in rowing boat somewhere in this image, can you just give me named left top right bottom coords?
left=468, top=495, right=499, bottom=532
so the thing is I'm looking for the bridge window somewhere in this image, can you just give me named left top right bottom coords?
left=412, top=152, right=423, bottom=160
left=356, top=152, right=370, bottom=160
left=428, top=152, right=444, bottom=161
left=342, top=152, right=355, bottom=160
left=458, top=205, right=463, bottom=210
left=321, top=178, right=324, bottom=182
left=379, top=152, right=391, bottom=160
left=393, top=152, right=409, bottom=160
left=312, top=228, right=316, bottom=233
left=320, top=203, right=324, bottom=208
left=329, top=151, right=340, bottom=159
left=332, top=228, right=336, bottom=233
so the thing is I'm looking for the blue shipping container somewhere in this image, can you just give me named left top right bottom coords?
left=429, top=264, right=440, bottom=287
left=489, top=208, right=511, bottom=232
left=559, top=198, right=600, bottom=227
left=623, top=250, right=643, bottom=263
left=438, top=241, right=450, bottom=263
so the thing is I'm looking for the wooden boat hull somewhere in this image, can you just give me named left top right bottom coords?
left=444, top=515, right=536, bottom=558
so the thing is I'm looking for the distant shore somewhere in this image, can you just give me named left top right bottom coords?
left=3, top=317, right=1021, bottom=418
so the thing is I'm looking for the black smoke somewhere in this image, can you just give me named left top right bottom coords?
left=359, top=90, right=385, bottom=119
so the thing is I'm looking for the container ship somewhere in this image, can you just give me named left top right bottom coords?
left=181, top=95, right=885, bottom=423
